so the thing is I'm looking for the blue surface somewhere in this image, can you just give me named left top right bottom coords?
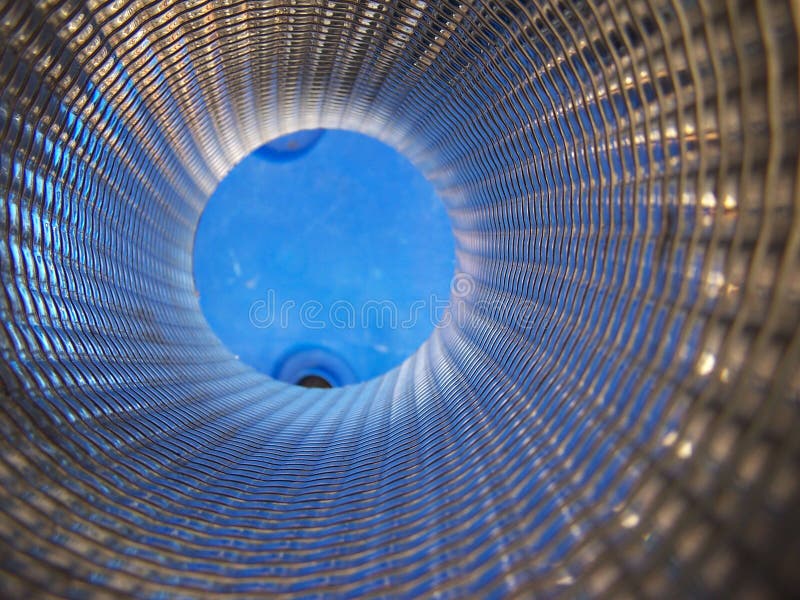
left=193, top=130, right=455, bottom=384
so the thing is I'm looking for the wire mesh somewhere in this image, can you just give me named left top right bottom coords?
left=0, top=0, right=798, bottom=596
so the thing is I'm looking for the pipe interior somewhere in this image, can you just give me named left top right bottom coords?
left=1, top=0, right=799, bottom=597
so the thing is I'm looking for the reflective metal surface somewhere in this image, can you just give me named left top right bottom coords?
left=1, top=0, right=798, bottom=597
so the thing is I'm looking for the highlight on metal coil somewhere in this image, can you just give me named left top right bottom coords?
left=1, top=0, right=799, bottom=597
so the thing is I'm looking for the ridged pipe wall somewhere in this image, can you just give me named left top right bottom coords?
left=1, top=0, right=799, bottom=597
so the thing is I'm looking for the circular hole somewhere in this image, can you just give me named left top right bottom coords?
left=273, top=346, right=356, bottom=388
left=193, top=130, right=455, bottom=385
left=255, top=129, right=325, bottom=161
left=296, top=375, right=333, bottom=388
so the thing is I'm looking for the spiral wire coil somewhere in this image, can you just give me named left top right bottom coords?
left=1, top=0, right=799, bottom=596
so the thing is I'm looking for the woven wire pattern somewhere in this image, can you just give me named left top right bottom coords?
left=0, top=0, right=799, bottom=596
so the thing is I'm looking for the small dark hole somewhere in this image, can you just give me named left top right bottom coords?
left=297, top=375, right=333, bottom=388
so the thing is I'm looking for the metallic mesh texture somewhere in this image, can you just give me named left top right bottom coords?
left=1, top=0, right=799, bottom=597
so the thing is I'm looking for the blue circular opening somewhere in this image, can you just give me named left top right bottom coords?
left=193, top=130, right=455, bottom=385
